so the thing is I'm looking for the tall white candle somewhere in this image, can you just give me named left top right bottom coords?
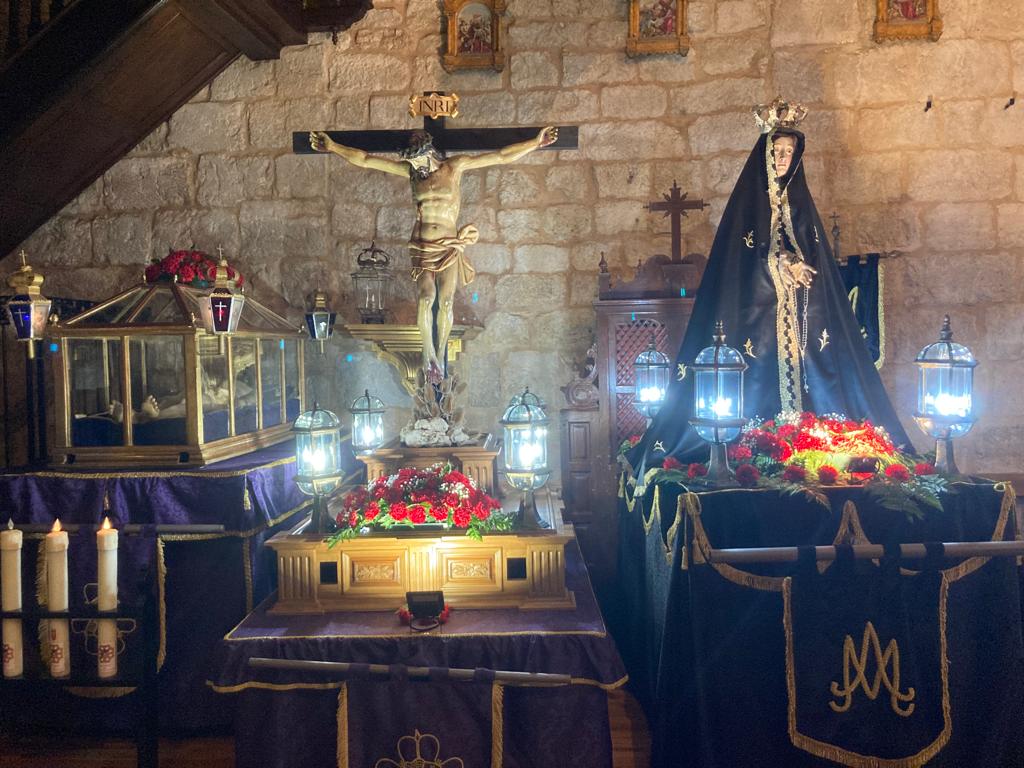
left=1, top=520, right=23, bottom=678
left=96, top=517, right=118, bottom=679
left=45, top=519, right=70, bottom=678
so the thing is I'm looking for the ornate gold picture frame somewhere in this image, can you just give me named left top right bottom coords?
left=874, top=0, right=942, bottom=42
left=443, top=0, right=506, bottom=72
left=627, top=0, right=689, bottom=57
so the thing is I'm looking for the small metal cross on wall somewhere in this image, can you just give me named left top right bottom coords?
left=645, top=181, right=708, bottom=263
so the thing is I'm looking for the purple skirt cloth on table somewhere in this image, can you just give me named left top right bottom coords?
left=211, top=541, right=628, bottom=768
left=0, top=442, right=331, bottom=735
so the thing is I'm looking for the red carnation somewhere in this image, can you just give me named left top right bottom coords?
left=389, top=502, right=408, bottom=521
left=443, top=492, right=461, bottom=508
left=179, top=264, right=196, bottom=284
left=735, top=463, right=760, bottom=487
left=885, top=464, right=911, bottom=482
left=409, top=506, right=427, bottom=524
left=430, top=505, right=448, bottom=522
left=776, top=424, right=797, bottom=440
left=782, top=464, right=807, bottom=483
left=729, top=444, right=753, bottom=461
left=771, top=441, right=793, bottom=463
left=914, top=462, right=937, bottom=476
left=628, top=434, right=643, bottom=446
left=818, top=465, right=839, bottom=485
left=348, top=511, right=358, bottom=528
left=662, top=456, right=683, bottom=471
left=453, top=508, right=471, bottom=528
left=687, top=463, right=708, bottom=479
left=472, top=502, right=490, bottom=521
left=364, top=501, right=380, bottom=521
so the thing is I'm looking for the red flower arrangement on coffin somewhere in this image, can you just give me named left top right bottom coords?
left=737, top=412, right=898, bottom=479
left=144, top=248, right=245, bottom=289
left=331, top=462, right=513, bottom=543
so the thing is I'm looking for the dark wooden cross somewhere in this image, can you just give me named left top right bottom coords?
left=644, top=181, right=708, bottom=262
left=292, top=92, right=578, bottom=155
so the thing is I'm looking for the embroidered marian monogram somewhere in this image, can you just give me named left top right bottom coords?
left=829, top=621, right=916, bottom=718
left=677, top=363, right=687, bottom=381
left=375, top=729, right=465, bottom=768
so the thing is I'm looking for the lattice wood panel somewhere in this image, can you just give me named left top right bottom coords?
left=614, top=319, right=668, bottom=442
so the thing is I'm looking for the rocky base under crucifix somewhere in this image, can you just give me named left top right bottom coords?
left=400, top=371, right=474, bottom=448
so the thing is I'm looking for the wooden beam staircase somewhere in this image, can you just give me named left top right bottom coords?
left=0, top=0, right=370, bottom=261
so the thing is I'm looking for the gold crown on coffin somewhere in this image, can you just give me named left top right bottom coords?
left=753, top=97, right=808, bottom=134
left=375, top=730, right=465, bottom=768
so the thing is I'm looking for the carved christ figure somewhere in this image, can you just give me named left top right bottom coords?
left=310, top=126, right=559, bottom=384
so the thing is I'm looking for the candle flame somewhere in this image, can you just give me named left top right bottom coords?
left=6, top=519, right=12, bottom=530
left=51, top=519, right=62, bottom=533
left=101, top=517, right=112, bottom=531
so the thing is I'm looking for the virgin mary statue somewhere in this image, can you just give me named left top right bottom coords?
left=630, top=98, right=912, bottom=471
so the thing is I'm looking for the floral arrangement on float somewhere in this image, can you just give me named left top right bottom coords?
left=330, top=462, right=514, bottom=544
left=144, top=248, right=245, bottom=288
left=641, top=411, right=948, bottom=519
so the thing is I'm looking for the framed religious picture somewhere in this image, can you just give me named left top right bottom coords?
left=874, top=0, right=942, bottom=41
left=443, top=0, right=507, bottom=72
left=627, top=0, right=689, bottom=57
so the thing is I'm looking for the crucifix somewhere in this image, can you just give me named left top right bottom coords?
left=644, top=181, right=708, bottom=263
left=296, top=92, right=579, bottom=385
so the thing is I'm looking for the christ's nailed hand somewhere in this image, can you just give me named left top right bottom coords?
left=538, top=126, right=559, bottom=147
left=309, top=131, right=330, bottom=152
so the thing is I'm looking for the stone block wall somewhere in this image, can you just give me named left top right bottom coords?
left=6, top=0, right=1024, bottom=475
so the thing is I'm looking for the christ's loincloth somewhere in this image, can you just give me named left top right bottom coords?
left=408, top=224, right=480, bottom=286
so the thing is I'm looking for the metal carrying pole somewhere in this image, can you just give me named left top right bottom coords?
left=705, top=540, right=1024, bottom=565
left=248, top=658, right=573, bottom=687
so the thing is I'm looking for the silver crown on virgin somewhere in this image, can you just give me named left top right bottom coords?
left=753, top=97, right=808, bottom=134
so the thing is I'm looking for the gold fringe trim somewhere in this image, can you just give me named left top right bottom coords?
left=156, top=538, right=167, bottom=671
left=337, top=683, right=349, bottom=768
left=783, top=575, right=952, bottom=767
left=641, top=486, right=660, bottom=535
left=491, top=683, right=504, bottom=768
left=876, top=260, right=886, bottom=370
left=687, top=492, right=786, bottom=592
left=242, top=537, right=254, bottom=614
left=664, top=495, right=684, bottom=567
left=208, top=679, right=343, bottom=694
left=206, top=675, right=627, bottom=695
left=243, top=487, right=252, bottom=511
left=67, top=685, right=136, bottom=698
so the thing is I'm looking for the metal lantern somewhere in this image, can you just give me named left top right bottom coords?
left=201, top=258, right=245, bottom=336
left=352, top=241, right=392, bottom=324
left=634, top=333, right=670, bottom=422
left=293, top=403, right=343, bottom=533
left=5, top=251, right=52, bottom=358
left=689, top=321, right=748, bottom=484
left=500, top=388, right=551, bottom=529
left=349, top=389, right=386, bottom=452
left=305, top=289, right=337, bottom=353
left=913, top=315, right=977, bottom=474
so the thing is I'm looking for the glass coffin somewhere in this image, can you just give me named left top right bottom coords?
left=51, top=281, right=305, bottom=466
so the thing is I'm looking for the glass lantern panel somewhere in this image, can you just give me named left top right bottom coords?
left=128, top=336, right=186, bottom=445
left=131, top=289, right=177, bottom=324
left=75, top=287, right=147, bottom=326
left=694, top=369, right=743, bottom=443
left=353, top=411, right=385, bottom=451
left=199, top=338, right=230, bottom=442
left=232, top=338, right=258, bottom=435
left=919, top=366, right=974, bottom=437
left=283, top=340, right=301, bottom=422
left=69, top=338, right=123, bottom=447
left=260, top=339, right=283, bottom=428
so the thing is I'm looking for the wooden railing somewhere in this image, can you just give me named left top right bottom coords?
left=2, top=0, right=77, bottom=61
